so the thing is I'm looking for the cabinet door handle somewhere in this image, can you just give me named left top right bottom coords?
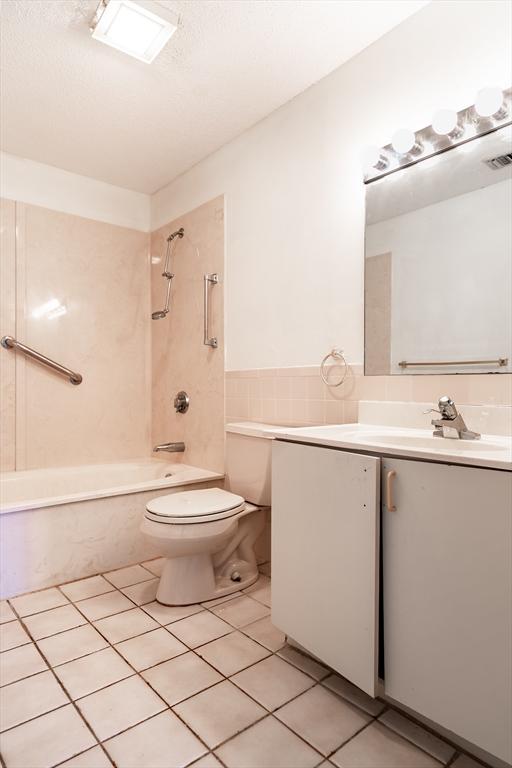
left=386, top=470, right=397, bottom=511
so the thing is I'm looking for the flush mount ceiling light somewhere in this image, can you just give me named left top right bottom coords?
left=90, top=0, right=178, bottom=63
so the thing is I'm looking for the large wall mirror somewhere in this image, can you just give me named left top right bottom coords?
left=364, top=124, right=512, bottom=375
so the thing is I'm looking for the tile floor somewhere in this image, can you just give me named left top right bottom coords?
left=0, top=561, right=490, bottom=768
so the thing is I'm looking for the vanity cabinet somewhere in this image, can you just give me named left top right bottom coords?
left=382, top=456, right=512, bottom=764
left=271, top=440, right=380, bottom=696
left=272, top=439, right=512, bottom=763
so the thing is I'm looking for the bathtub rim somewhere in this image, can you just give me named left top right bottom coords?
left=0, top=461, right=224, bottom=515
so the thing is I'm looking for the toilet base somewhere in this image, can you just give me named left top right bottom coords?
left=156, top=555, right=260, bottom=606
left=151, top=508, right=266, bottom=606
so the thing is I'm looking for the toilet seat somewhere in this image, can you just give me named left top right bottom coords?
left=145, top=488, right=245, bottom=525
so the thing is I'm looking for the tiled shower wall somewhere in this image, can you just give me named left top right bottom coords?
left=151, top=197, right=225, bottom=473
left=0, top=194, right=225, bottom=474
left=226, top=365, right=512, bottom=427
left=0, top=198, right=151, bottom=471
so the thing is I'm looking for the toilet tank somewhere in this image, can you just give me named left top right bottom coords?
left=225, top=422, right=278, bottom=506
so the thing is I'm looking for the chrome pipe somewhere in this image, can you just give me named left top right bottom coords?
left=1, top=335, right=83, bottom=385
left=203, top=273, right=219, bottom=348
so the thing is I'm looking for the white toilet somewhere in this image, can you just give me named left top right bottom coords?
left=141, top=422, right=275, bottom=605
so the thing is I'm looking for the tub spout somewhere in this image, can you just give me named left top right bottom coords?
left=153, top=442, right=185, bottom=453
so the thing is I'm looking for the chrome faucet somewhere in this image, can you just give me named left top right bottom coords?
left=153, top=442, right=185, bottom=453
left=426, top=396, right=480, bottom=440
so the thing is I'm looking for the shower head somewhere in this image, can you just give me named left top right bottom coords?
left=152, top=309, right=168, bottom=320
left=167, top=227, right=185, bottom=242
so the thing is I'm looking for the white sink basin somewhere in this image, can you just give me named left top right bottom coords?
left=269, top=424, right=512, bottom=470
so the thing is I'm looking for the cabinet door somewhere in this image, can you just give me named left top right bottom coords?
left=271, top=440, right=380, bottom=696
left=383, top=457, right=512, bottom=763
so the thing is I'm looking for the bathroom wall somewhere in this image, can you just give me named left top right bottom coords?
left=0, top=199, right=152, bottom=470
left=0, top=199, right=16, bottom=470
left=226, top=366, right=512, bottom=429
left=151, top=0, right=512, bottom=379
left=151, top=197, right=225, bottom=473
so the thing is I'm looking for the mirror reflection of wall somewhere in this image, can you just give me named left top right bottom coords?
left=365, top=125, right=512, bottom=376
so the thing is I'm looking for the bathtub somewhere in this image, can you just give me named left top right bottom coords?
left=0, top=459, right=224, bottom=599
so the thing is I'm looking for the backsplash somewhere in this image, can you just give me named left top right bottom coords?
left=226, top=365, right=512, bottom=428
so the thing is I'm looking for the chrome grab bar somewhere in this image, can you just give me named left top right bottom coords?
left=203, top=273, right=219, bottom=348
left=1, top=335, right=83, bottom=385
left=398, top=357, right=508, bottom=368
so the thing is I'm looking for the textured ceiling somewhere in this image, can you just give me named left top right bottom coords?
left=0, top=0, right=428, bottom=193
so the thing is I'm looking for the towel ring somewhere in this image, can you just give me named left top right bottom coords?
left=321, top=348, right=348, bottom=387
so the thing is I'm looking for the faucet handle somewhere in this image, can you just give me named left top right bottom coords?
left=423, top=407, right=441, bottom=415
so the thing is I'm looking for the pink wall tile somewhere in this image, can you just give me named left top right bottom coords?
left=151, top=197, right=225, bottom=473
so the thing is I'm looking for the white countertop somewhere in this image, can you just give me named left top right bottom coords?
left=268, top=423, right=512, bottom=471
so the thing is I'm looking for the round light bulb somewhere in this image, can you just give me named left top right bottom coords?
left=391, top=128, right=422, bottom=156
left=475, top=87, right=506, bottom=118
left=362, top=146, right=388, bottom=173
left=432, top=109, right=464, bottom=138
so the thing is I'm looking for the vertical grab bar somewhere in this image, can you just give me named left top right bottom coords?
left=203, top=273, right=219, bottom=348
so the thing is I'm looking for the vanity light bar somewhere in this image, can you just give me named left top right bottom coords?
left=364, top=86, right=512, bottom=184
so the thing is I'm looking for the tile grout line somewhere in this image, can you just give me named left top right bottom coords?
left=2, top=567, right=478, bottom=768
left=2, top=601, right=113, bottom=768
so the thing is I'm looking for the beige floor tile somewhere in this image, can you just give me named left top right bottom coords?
left=104, top=565, right=155, bottom=589
left=201, top=591, right=243, bottom=608
left=142, top=600, right=203, bottom=625
left=0, top=669, right=68, bottom=731
left=53, top=647, right=133, bottom=700
left=243, top=575, right=272, bottom=607
left=170, top=611, right=232, bottom=648
left=37, top=624, right=108, bottom=667
left=58, top=746, right=113, bottom=767
left=0, top=621, right=31, bottom=652
left=9, top=587, right=69, bottom=617
left=242, top=616, right=286, bottom=652
left=275, top=685, right=372, bottom=756
left=330, top=722, right=441, bottom=768
left=0, top=643, right=47, bottom=686
left=23, top=604, right=86, bottom=640
left=211, top=595, right=270, bottom=628
left=142, top=651, right=222, bottom=706
left=77, top=591, right=134, bottom=621
left=323, top=674, right=385, bottom=717
left=104, top=710, right=207, bottom=767
left=190, top=755, right=224, bottom=768
left=60, top=576, right=115, bottom=603
left=121, top=579, right=159, bottom=606
left=77, top=675, right=166, bottom=741
left=0, top=704, right=95, bottom=768
left=216, top=714, right=321, bottom=768
left=141, top=558, right=166, bottom=577
left=277, top=645, right=329, bottom=680
left=232, top=655, right=315, bottom=711
left=195, top=631, right=270, bottom=676
left=174, top=680, right=266, bottom=749
left=0, top=601, right=16, bottom=624
left=93, top=607, right=158, bottom=644
left=378, top=709, right=455, bottom=764
left=115, top=627, right=187, bottom=671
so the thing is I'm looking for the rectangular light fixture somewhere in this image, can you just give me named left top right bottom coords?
left=91, top=0, right=178, bottom=64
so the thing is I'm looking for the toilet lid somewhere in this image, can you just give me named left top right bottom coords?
left=145, top=488, right=245, bottom=524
